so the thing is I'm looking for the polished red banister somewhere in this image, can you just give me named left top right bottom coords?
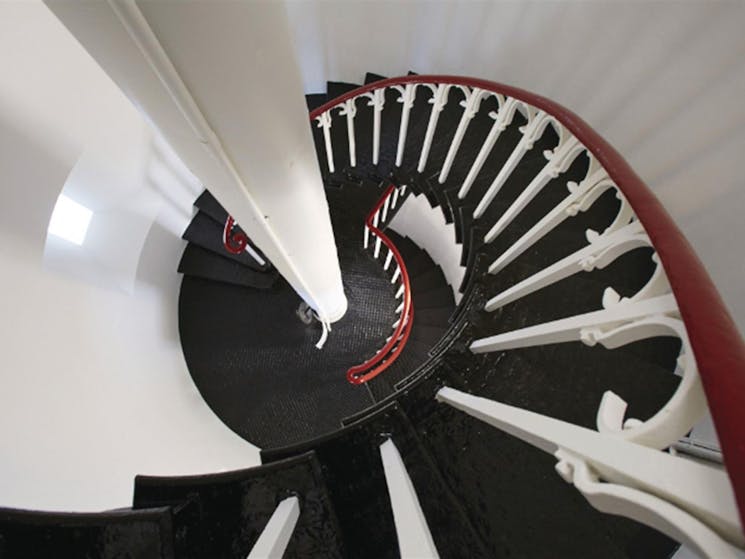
left=314, top=75, right=745, bottom=528
left=347, top=185, right=413, bottom=385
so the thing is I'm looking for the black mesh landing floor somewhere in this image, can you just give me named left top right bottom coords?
left=179, top=192, right=397, bottom=448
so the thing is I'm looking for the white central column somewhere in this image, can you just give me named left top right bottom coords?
left=46, top=0, right=347, bottom=322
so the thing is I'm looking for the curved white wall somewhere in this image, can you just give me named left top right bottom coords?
left=0, top=2, right=259, bottom=512
left=286, top=0, right=745, bottom=335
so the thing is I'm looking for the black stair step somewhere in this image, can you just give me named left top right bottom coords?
left=364, top=72, right=387, bottom=85
left=178, top=244, right=277, bottom=289
left=416, top=284, right=455, bottom=310
left=182, top=211, right=267, bottom=272
left=261, top=403, right=401, bottom=559
left=306, top=93, right=328, bottom=112
left=263, top=402, right=489, bottom=559
left=396, top=358, right=678, bottom=559
left=133, top=451, right=344, bottom=559
left=409, top=324, right=447, bottom=348
left=192, top=191, right=270, bottom=266
left=410, top=266, right=447, bottom=295
left=0, top=506, right=177, bottom=559
left=326, top=81, right=361, bottom=100
left=415, top=306, right=453, bottom=327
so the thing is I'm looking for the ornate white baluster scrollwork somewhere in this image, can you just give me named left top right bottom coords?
left=474, top=106, right=556, bottom=219
left=483, top=126, right=586, bottom=244
left=417, top=84, right=453, bottom=173
left=315, top=111, right=334, bottom=174
left=458, top=96, right=519, bottom=199
left=436, top=387, right=744, bottom=557
left=485, top=220, right=649, bottom=310
left=391, top=83, right=418, bottom=167
left=591, top=315, right=706, bottom=449
left=438, top=87, right=493, bottom=184
left=336, top=98, right=358, bottom=168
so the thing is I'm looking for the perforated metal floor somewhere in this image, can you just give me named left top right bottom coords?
left=179, top=186, right=398, bottom=448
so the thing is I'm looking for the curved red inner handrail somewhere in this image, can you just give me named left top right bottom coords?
left=223, top=216, right=248, bottom=255
left=314, top=75, right=745, bottom=528
left=347, top=185, right=413, bottom=385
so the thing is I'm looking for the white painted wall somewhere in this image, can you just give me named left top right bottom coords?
left=0, top=1, right=260, bottom=512
left=389, top=194, right=465, bottom=303
left=286, top=0, right=745, bottom=335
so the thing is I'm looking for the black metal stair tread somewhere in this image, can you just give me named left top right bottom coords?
left=133, top=451, right=343, bottom=559
left=306, top=93, right=328, bottom=112
left=364, top=72, right=387, bottom=84
left=0, top=505, right=176, bottom=559
left=182, top=211, right=267, bottom=271
left=178, top=244, right=277, bottom=290
left=326, top=81, right=361, bottom=99
left=409, top=324, right=447, bottom=347
left=396, top=358, right=678, bottom=559
left=263, top=402, right=489, bottom=559
left=415, top=306, right=454, bottom=327
left=261, top=402, right=400, bottom=559
left=410, top=266, right=447, bottom=295
left=415, top=284, right=455, bottom=310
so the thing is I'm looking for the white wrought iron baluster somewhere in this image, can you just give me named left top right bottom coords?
left=395, top=284, right=404, bottom=299
left=435, top=387, right=744, bottom=558
left=246, top=496, right=301, bottom=559
left=483, top=129, right=585, bottom=244
left=315, top=111, right=334, bottom=174
left=395, top=301, right=404, bottom=314
left=418, top=84, right=452, bottom=173
left=470, top=293, right=678, bottom=353
left=381, top=195, right=391, bottom=223
left=363, top=223, right=370, bottom=249
left=338, top=98, right=358, bottom=168
left=380, top=439, right=441, bottom=559
left=364, top=88, right=386, bottom=165
left=384, top=247, right=394, bottom=271
left=373, top=211, right=382, bottom=257
left=473, top=106, right=555, bottom=219
left=392, top=83, right=418, bottom=167
left=391, top=264, right=401, bottom=283
left=487, top=164, right=613, bottom=275
left=390, top=186, right=400, bottom=210
left=438, top=87, right=491, bottom=183
left=458, top=96, right=519, bottom=199
left=485, top=221, right=649, bottom=311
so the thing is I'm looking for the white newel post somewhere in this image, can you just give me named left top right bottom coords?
left=45, top=0, right=347, bottom=322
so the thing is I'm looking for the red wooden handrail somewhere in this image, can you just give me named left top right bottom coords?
left=223, top=216, right=248, bottom=255
left=347, top=185, right=413, bottom=385
left=313, top=75, right=745, bottom=529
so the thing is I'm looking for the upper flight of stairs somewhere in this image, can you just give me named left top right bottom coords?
left=3, top=71, right=742, bottom=558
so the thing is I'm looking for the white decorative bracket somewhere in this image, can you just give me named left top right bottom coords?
left=435, top=387, right=744, bottom=558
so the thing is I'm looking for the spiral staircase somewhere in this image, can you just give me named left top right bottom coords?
left=1, top=72, right=744, bottom=559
